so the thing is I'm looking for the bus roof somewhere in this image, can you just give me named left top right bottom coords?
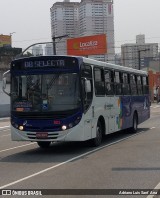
left=13, top=54, right=147, bottom=76
left=82, top=56, right=148, bottom=76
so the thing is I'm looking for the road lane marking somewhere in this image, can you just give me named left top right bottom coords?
left=150, top=127, right=156, bottom=129
left=146, top=182, right=160, bottom=198
left=0, top=118, right=10, bottom=121
left=0, top=143, right=35, bottom=153
left=0, top=129, right=10, bottom=133
left=0, top=130, right=147, bottom=189
left=152, top=106, right=160, bottom=109
left=1, top=134, right=10, bottom=137
left=0, top=126, right=10, bottom=131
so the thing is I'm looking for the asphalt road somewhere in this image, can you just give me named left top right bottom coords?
left=1, top=105, right=160, bottom=198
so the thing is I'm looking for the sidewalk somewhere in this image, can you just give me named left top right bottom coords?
left=0, top=117, right=10, bottom=128
left=150, top=102, right=160, bottom=108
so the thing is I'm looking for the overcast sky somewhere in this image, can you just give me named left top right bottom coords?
left=0, top=0, right=160, bottom=52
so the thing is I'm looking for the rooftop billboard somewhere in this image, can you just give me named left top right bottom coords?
left=67, top=34, right=107, bottom=56
left=0, top=35, right=11, bottom=47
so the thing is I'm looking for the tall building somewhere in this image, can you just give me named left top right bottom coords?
left=79, top=0, right=115, bottom=62
left=50, top=0, right=115, bottom=62
left=50, top=0, right=79, bottom=55
left=121, top=34, right=158, bottom=69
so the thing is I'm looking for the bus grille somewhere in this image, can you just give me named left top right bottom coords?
left=26, top=131, right=66, bottom=140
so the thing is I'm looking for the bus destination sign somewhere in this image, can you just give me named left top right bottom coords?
left=12, top=57, right=79, bottom=71
left=24, top=60, right=65, bottom=68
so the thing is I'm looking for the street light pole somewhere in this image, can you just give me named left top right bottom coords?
left=52, top=37, right=56, bottom=55
left=52, top=35, right=69, bottom=55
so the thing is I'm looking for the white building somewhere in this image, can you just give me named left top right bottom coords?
left=45, top=43, right=53, bottom=55
left=50, top=0, right=115, bottom=62
left=50, top=0, right=79, bottom=55
left=79, top=0, right=115, bottom=62
left=121, top=34, right=158, bottom=69
left=32, top=45, right=43, bottom=56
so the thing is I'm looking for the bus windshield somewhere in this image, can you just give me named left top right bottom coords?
left=11, top=73, right=80, bottom=113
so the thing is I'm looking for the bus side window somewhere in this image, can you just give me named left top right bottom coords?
left=94, top=67, right=105, bottom=96
left=81, top=64, right=93, bottom=112
left=130, top=74, right=137, bottom=95
left=137, top=76, right=143, bottom=95
left=142, top=76, right=149, bottom=94
left=104, top=69, right=114, bottom=95
left=122, top=73, right=130, bottom=95
left=114, top=71, right=122, bottom=95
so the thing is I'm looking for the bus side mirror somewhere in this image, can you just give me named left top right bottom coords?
left=85, top=79, right=91, bottom=93
left=2, top=77, right=6, bottom=90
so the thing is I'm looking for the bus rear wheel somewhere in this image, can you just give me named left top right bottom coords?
left=37, top=141, right=51, bottom=148
left=130, top=113, right=138, bottom=133
left=90, top=121, right=102, bottom=147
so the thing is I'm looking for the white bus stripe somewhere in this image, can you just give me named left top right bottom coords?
left=146, top=182, right=160, bottom=198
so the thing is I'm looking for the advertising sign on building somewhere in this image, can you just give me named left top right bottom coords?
left=67, top=34, right=107, bottom=56
left=0, top=35, right=11, bottom=47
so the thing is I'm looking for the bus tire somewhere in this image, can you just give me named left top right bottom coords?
left=90, top=121, right=102, bottom=147
left=130, top=113, right=138, bottom=133
left=37, top=141, right=51, bottom=148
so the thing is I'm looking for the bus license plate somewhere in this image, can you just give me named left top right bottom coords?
left=36, top=132, right=48, bottom=139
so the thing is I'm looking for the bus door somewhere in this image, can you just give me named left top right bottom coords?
left=104, top=69, right=115, bottom=133
left=120, top=73, right=132, bottom=129
left=105, top=97, right=115, bottom=133
left=81, top=64, right=93, bottom=140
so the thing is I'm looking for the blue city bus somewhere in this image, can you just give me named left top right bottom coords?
left=3, top=43, right=150, bottom=148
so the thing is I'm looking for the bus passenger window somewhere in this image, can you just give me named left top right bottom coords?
left=94, top=68, right=105, bottom=96
left=122, top=73, right=130, bottom=95
left=114, top=71, right=122, bottom=95
left=142, top=76, right=149, bottom=94
left=130, top=74, right=137, bottom=95
left=137, top=76, right=143, bottom=95
left=104, top=70, right=114, bottom=95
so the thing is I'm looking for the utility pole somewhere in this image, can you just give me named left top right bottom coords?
left=10, top=32, right=16, bottom=47
left=138, top=48, right=150, bottom=70
left=52, top=35, right=69, bottom=55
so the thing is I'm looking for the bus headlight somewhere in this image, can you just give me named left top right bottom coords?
left=62, top=125, right=67, bottom=131
left=19, top=126, right=24, bottom=131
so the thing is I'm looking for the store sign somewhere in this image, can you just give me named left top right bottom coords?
left=0, top=35, right=11, bottom=47
left=67, top=34, right=107, bottom=56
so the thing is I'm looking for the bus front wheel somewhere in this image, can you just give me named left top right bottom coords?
left=37, top=141, right=51, bottom=148
left=90, top=121, right=102, bottom=147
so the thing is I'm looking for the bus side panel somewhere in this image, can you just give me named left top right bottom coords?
left=121, top=95, right=150, bottom=130
left=137, top=95, right=150, bottom=124
left=121, top=96, right=132, bottom=129
left=130, top=95, right=150, bottom=125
